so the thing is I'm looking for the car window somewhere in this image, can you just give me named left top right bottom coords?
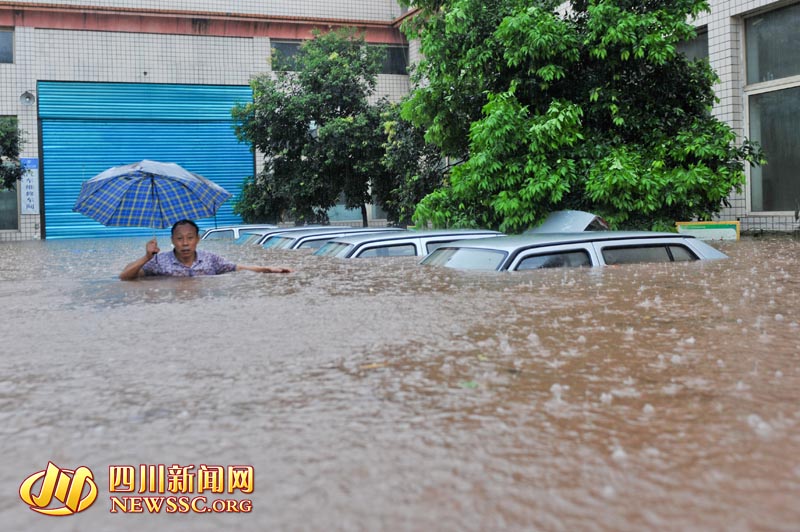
left=264, top=236, right=293, bottom=249
left=235, top=233, right=261, bottom=245
left=425, top=240, right=459, bottom=253
left=421, top=247, right=507, bottom=270
left=602, top=244, right=698, bottom=265
left=669, top=245, right=698, bottom=261
left=203, top=229, right=233, bottom=240
left=261, top=236, right=282, bottom=248
left=298, top=239, right=328, bottom=249
left=314, top=242, right=352, bottom=257
left=516, top=250, right=592, bottom=270
left=357, top=244, right=417, bottom=257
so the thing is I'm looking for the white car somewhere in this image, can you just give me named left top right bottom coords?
left=314, top=229, right=503, bottom=258
left=200, top=224, right=278, bottom=240
left=234, top=225, right=329, bottom=245
left=261, top=227, right=406, bottom=250
left=420, top=232, right=728, bottom=271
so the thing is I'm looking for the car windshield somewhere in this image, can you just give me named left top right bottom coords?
left=314, top=242, right=352, bottom=257
left=235, top=232, right=266, bottom=245
left=421, top=247, right=507, bottom=270
left=298, top=239, right=331, bottom=250
left=262, top=236, right=292, bottom=249
left=202, top=229, right=233, bottom=240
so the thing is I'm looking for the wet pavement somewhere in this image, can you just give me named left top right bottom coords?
left=1, top=234, right=798, bottom=531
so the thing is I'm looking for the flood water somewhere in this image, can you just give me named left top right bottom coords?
left=1, top=234, right=798, bottom=531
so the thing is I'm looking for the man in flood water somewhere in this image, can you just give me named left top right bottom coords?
left=120, top=219, right=292, bottom=280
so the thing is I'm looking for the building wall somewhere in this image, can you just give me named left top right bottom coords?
left=4, top=0, right=407, bottom=22
left=696, top=0, right=799, bottom=231
left=0, top=1, right=408, bottom=240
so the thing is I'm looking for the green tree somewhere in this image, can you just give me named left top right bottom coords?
left=373, top=103, right=450, bottom=226
left=402, top=0, right=763, bottom=232
left=0, top=117, right=25, bottom=191
left=232, top=28, right=389, bottom=226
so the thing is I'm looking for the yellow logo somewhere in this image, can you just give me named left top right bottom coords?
left=19, top=462, right=98, bottom=516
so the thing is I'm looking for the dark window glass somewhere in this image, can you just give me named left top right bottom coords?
left=298, top=239, right=328, bottom=250
left=602, top=245, right=672, bottom=265
left=358, top=244, right=416, bottom=257
left=0, top=115, right=19, bottom=229
left=746, top=3, right=800, bottom=84
left=379, top=46, right=408, bottom=75
left=517, top=250, right=592, bottom=270
left=271, top=40, right=302, bottom=71
left=677, top=26, right=708, bottom=62
left=0, top=29, right=12, bottom=63
left=749, top=86, right=800, bottom=211
left=0, top=188, right=18, bottom=229
left=668, top=245, right=698, bottom=262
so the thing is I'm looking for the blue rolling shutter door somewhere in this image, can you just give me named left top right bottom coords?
left=39, top=82, right=253, bottom=239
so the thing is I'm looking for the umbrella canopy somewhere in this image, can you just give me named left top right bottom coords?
left=72, top=160, right=231, bottom=229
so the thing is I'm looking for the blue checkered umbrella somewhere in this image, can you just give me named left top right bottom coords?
left=72, top=160, right=231, bottom=229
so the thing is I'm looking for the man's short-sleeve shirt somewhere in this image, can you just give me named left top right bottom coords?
left=142, top=250, right=237, bottom=277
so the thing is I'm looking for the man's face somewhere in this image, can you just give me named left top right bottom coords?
left=171, top=223, right=199, bottom=261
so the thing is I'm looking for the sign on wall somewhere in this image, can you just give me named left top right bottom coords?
left=676, top=221, right=740, bottom=241
left=20, top=158, right=39, bottom=215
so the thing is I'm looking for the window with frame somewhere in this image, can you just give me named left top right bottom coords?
left=516, top=250, right=592, bottom=271
left=745, top=3, right=800, bottom=212
left=677, top=25, right=708, bottom=62
left=601, top=244, right=697, bottom=265
left=378, top=45, right=408, bottom=75
left=0, top=187, right=17, bottom=229
left=271, top=40, right=302, bottom=71
left=0, top=116, right=19, bottom=230
left=357, top=244, right=416, bottom=257
left=0, top=28, right=12, bottom=63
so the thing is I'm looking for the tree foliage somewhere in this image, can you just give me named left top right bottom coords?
left=0, top=117, right=25, bottom=191
left=402, top=0, right=764, bottom=232
left=232, top=28, right=389, bottom=225
left=373, top=103, right=450, bottom=226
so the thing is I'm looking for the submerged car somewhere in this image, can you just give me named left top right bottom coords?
left=234, top=225, right=328, bottom=246
left=420, top=232, right=728, bottom=271
left=262, top=227, right=406, bottom=250
left=314, top=229, right=503, bottom=259
left=526, top=210, right=609, bottom=233
left=200, top=224, right=278, bottom=240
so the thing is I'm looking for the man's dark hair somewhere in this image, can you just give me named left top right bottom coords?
left=171, top=219, right=199, bottom=236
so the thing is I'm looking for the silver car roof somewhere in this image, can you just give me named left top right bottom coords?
left=322, top=228, right=502, bottom=246
left=206, top=224, right=278, bottom=231
left=240, top=225, right=327, bottom=236
left=262, top=225, right=391, bottom=238
left=437, top=231, right=697, bottom=252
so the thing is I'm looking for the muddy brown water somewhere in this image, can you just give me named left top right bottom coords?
left=1, top=235, right=798, bottom=531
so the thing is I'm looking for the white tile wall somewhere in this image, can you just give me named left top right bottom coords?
left=696, top=0, right=798, bottom=231
left=0, top=3, right=410, bottom=240
left=5, top=0, right=405, bottom=22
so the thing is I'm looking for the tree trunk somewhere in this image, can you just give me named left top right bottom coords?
left=361, top=204, right=368, bottom=227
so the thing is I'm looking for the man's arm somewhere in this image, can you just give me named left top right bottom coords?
left=120, top=239, right=159, bottom=280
